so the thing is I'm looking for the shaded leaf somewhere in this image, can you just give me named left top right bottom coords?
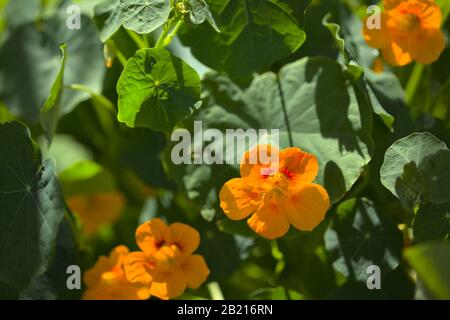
left=0, top=14, right=105, bottom=121
left=179, top=0, right=306, bottom=77
left=324, top=198, right=403, bottom=282
left=0, top=121, right=66, bottom=290
left=413, top=202, right=450, bottom=242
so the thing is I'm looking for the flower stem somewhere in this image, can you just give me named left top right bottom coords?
left=405, top=63, right=424, bottom=106
left=126, top=29, right=148, bottom=49
left=207, top=282, right=225, bottom=300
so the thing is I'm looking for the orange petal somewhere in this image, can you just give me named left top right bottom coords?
left=382, top=41, right=413, bottom=66
left=68, top=191, right=125, bottom=235
left=169, top=223, right=200, bottom=255
left=135, top=218, right=171, bottom=254
left=408, top=28, right=445, bottom=64
left=150, top=269, right=188, bottom=300
left=109, top=245, right=130, bottom=266
left=279, top=147, right=319, bottom=184
left=420, top=3, right=442, bottom=29
left=362, top=12, right=391, bottom=49
left=83, top=256, right=111, bottom=288
left=219, top=178, right=262, bottom=220
left=181, top=255, right=210, bottom=289
left=247, top=193, right=290, bottom=239
left=383, top=0, right=403, bottom=10
left=284, top=183, right=330, bottom=232
left=240, top=144, right=280, bottom=179
left=123, top=252, right=154, bottom=286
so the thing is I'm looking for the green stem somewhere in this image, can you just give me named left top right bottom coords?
left=164, top=20, right=184, bottom=46
left=270, top=240, right=285, bottom=275
left=155, top=20, right=174, bottom=48
left=207, top=282, right=225, bottom=300
left=405, top=63, right=424, bottom=105
left=126, top=29, right=148, bottom=49
left=155, top=19, right=184, bottom=48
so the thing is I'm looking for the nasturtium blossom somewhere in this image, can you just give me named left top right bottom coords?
left=219, top=145, right=330, bottom=239
left=123, top=218, right=210, bottom=300
left=83, top=245, right=151, bottom=300
left=363, top=0, right=445, bottom=66
left=67, top=191, right=125, bottom=235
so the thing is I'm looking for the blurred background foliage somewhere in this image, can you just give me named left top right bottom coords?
left=0, top=0, right=449, bottom=300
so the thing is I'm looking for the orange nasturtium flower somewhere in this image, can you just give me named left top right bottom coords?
left=83, top=245, right=151, bottom=300
left=123, top=218, right=210, bottom=300
left=67, top=191, right=125, bottom=235
left=363, top=0, right=445, bottom=66
left=219, top=145, right=330, bottom=240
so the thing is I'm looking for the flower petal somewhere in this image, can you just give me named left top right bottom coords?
left=240, top=144, right=280, bottom=179
left=408, top=28, right=445, bottom=64
left=219, top=178, right=262, bottom=220
left=382, top=41, right=413, bottom=66
left=280, top=147, right=319, bottom=184
left=123, top=252, right=154, bottom=286
left=383, top=0, right=402, bottom=10
left=247, top=193, right=290, bottom=239
left=150, top=269, right=188, bottom=300
left=284, top=183, right=330, bottom=231
left=362, top=12, right=391, bottom=49
left=181, top=255, right=210, bottom=289
left=135, top=218, right=171, bottom=254
left=169, top=222, right=200, bottom=255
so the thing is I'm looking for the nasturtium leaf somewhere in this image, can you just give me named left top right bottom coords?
left=179, top=0, right=306, bottom=77
left=165, top=57, right=373, bottom=216
left=413, top=202, right=450, bottom=242
left=322, top=12, right=395, bottom=130
left=119, top=0, right=170, bottom=34
left=0, top=121, right=66, bottom=290
left=20, top=217, right=79, bottom=300
left=185, top=0, right=220, bottom=32
left=0, top=14, right=105, bottom=122
left=40, top=44, right=67, bottom=143
left=94, top=0, right=122, bottom=42
left=324, top=198, right=403, bottom=282
left=405, top=242, right=450, bottom=299
left=380, top=132, right=450, bottom=208
left=117, top=48, right=202, bottom=133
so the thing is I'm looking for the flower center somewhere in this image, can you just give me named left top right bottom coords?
left=397, top=12, right=421, bottom=31
left=265, top=168, right=293, bottom=196
left=154, top=244, right=182, bottom=267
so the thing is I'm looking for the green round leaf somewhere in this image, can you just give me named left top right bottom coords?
left=324, top=198, right=403, bottom=282
left=0, top=121, right=66, bottom=290
left=179, top=0, right=306, bottom=77
left=117, top=48, right=202, bottom=133
left=380, top=132, right=450, bottom=208
left=119, top=0, right=170, bottom=34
